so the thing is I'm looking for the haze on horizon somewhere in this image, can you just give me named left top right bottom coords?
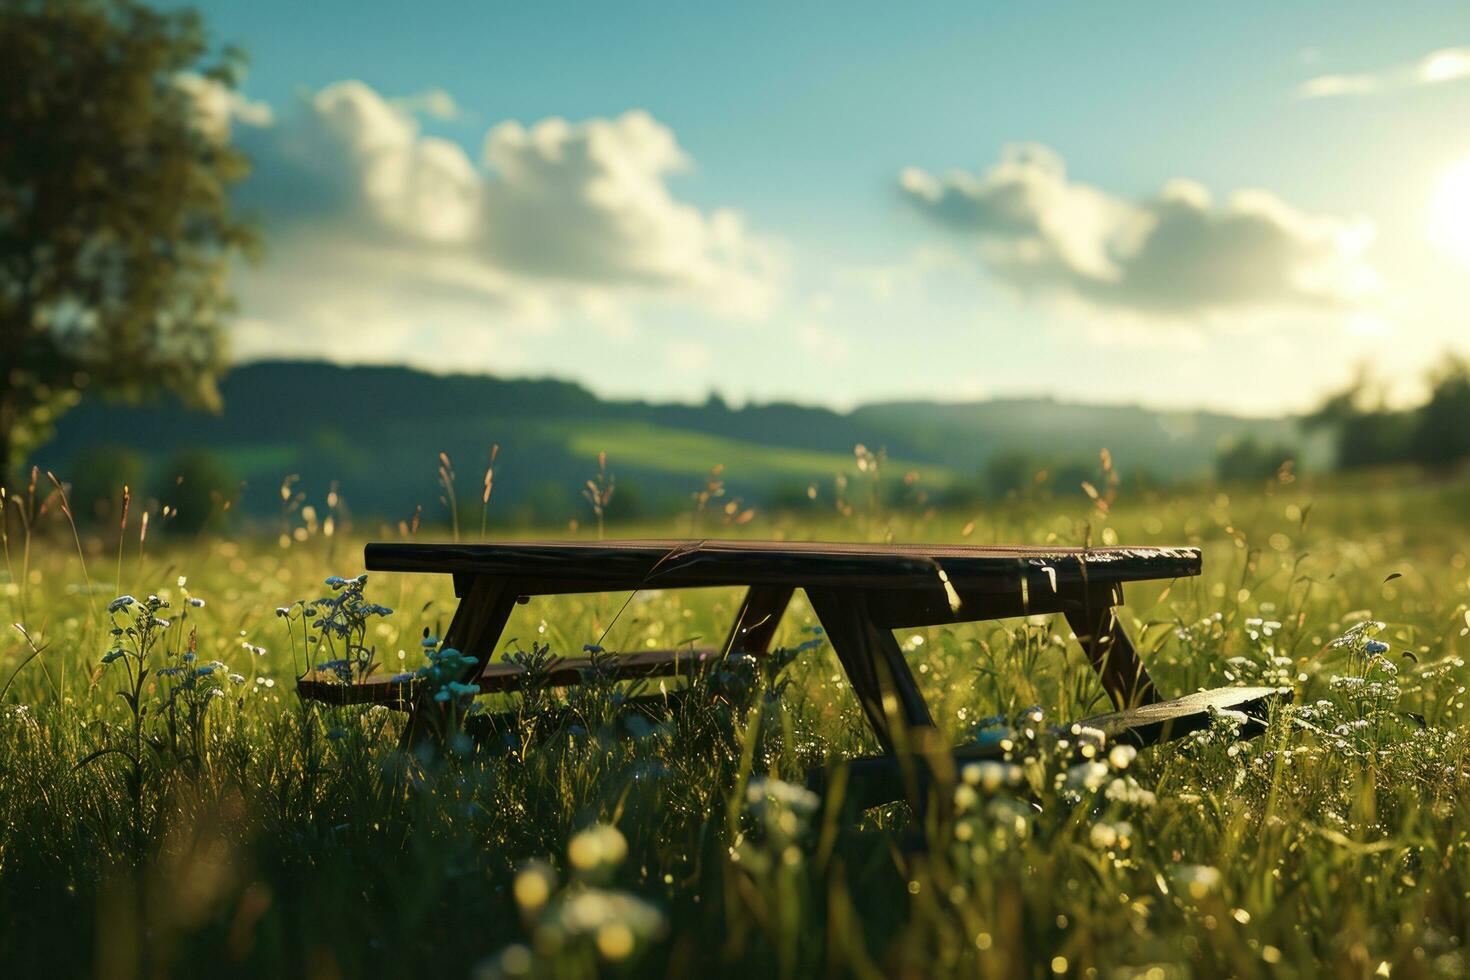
left=175, top=0, right=1470, bottom=416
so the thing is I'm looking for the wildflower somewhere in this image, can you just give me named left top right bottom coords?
left=432, top=680, right=479, bottom=702
left=568, top=824, right=629, bottom=876
left=513, top=860, right=557, bottom=912
left=962, top=760, right=1023, bottom=791
left=745, top=777, right=820, bottom=816
left=1209, top=707, right=1250, bottom=727
left=1090, top=820, right=1133, bottom=850
left=1070, top=724, right=1107, bottom=757
left=1105, top=778, right=1157, bottom=808
left=596, top=923, right=635, bottom=961
left=987, top=797, right=1032, bottom=837
left=1330, top=620, right=1385, bottom=649
left=491, top=944, right=533, bottom=977
left=543, top=888, right=666, bottom=957
left=1108, top=744, right=1137, bottom=769
left=1171, top=863, right=1223, bottom=899
left=1062, top=761, right=1109, bottom=795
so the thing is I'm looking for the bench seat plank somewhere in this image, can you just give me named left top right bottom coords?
left=812, top=685, right=1291, bottom=810
left=296, top=646, right=720, bottom=707
left=364, top=540, right=1200, bottom=594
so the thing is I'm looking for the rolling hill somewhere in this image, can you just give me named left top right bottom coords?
left=30, top=360, right=1322, bottom=524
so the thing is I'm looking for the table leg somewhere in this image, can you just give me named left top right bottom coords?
left=805, top=587, right=935, bottom=754
left=403, top=574, right=519, bottom=748
left=723, top=585, right=794, bottom=656
left=1064, top=591, right=1157, bottom=710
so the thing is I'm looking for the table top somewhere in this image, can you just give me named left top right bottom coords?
left=364, top=539, right=1201, bottom=592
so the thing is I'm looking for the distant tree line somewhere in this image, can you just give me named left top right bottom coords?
left=66, top=447, right=237, bottom=534
left=1305, top=355, right=1470, bottom=472
left=1208, top=354, right=1470, bottom=483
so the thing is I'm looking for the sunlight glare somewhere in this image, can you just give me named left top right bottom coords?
left=1430, top=156, right=1470, bottom=265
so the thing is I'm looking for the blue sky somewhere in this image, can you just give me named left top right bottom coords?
left=176, top=0, right=1470, bottom=413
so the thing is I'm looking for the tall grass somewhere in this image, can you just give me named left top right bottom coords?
left=0, top=462, right=1468, bottom=978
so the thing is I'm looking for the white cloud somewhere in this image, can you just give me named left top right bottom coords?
left=176, top=73, right=274, bottom=140
left=481, top=112, right=780, bottom=316
left=899, top=143, right=1375, bottom=319
left=1296, top=45, right=1470, bottom=99
left=225, top=80, right=784, bottom=364
left=392, top=88, right=463, bottom=121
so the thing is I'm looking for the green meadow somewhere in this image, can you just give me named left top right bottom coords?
left=1, top=466, right=1468, bottom=978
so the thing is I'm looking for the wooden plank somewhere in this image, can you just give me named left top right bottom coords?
left=297, top=646, right=719, bottom=706
left=809, top=685, right=1290, bottom=811
left=1075, top=685, right=1288, bottom=746
left=296, top=670, right=416, bottom=708
left=863, top=580, right=1121, bottom=629
left=806, top=587, right=936, bottom=754
left=364, top=540, right=1201, bottom=593
left=723, top=585, right=794, bottom=656
left=477, top=646, right=719, bottom=692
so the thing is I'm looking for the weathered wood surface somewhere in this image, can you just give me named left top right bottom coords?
left=807, top=587, right=936, bottom=753
left=365, top=540, right=1200, bottom=593
left=1065, top=603, right=1157, bottom=708
left=723, top=585, right=795, bottom=655
left=299, top=536, right=1219, bottom=794
left=1071, top=684, right=1288, bottom=747
left=811, top=685, right=1291, bottom=811
left=297, top=645, right=721, bottom=707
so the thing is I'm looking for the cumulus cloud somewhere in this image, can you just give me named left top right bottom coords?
left=1296, top=45, right=1470, bottom=99
left=899, top=144, right=1374, bottom=318
left=175, top=73, right=273, bottom=139
left=480, top=113, right=776, bottom=315
left=392, top=88, right=464, bottom=121
left=219, top=80, right=782, bottom=361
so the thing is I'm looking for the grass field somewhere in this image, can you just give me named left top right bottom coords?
left=1, top=466, right=1468, bottom=978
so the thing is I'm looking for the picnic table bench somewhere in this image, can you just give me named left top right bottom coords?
left=298, top=539, right=1289, bottom=807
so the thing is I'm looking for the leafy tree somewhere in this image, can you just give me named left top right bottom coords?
left=1215, top=436, right=1296, bottom=483
left=67, top=444, right=145, bottom=524
left=1412, top=356, right=1470, bottom=469
left=158, top=449, right=235, bottom=534
left=0, top=0, right=254, bottom=480
left=1304, top=369, right=1414, bottom=470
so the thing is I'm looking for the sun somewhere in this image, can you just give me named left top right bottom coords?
left=1430, top=156, right=1470, bottom=265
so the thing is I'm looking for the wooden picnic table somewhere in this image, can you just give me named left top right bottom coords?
left=298, top=539, right=1288, bottom=805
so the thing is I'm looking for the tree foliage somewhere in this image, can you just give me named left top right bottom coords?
left=1307, top=354, right=1470, bottom=472
left=0, top=0, right=254, bottom=479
